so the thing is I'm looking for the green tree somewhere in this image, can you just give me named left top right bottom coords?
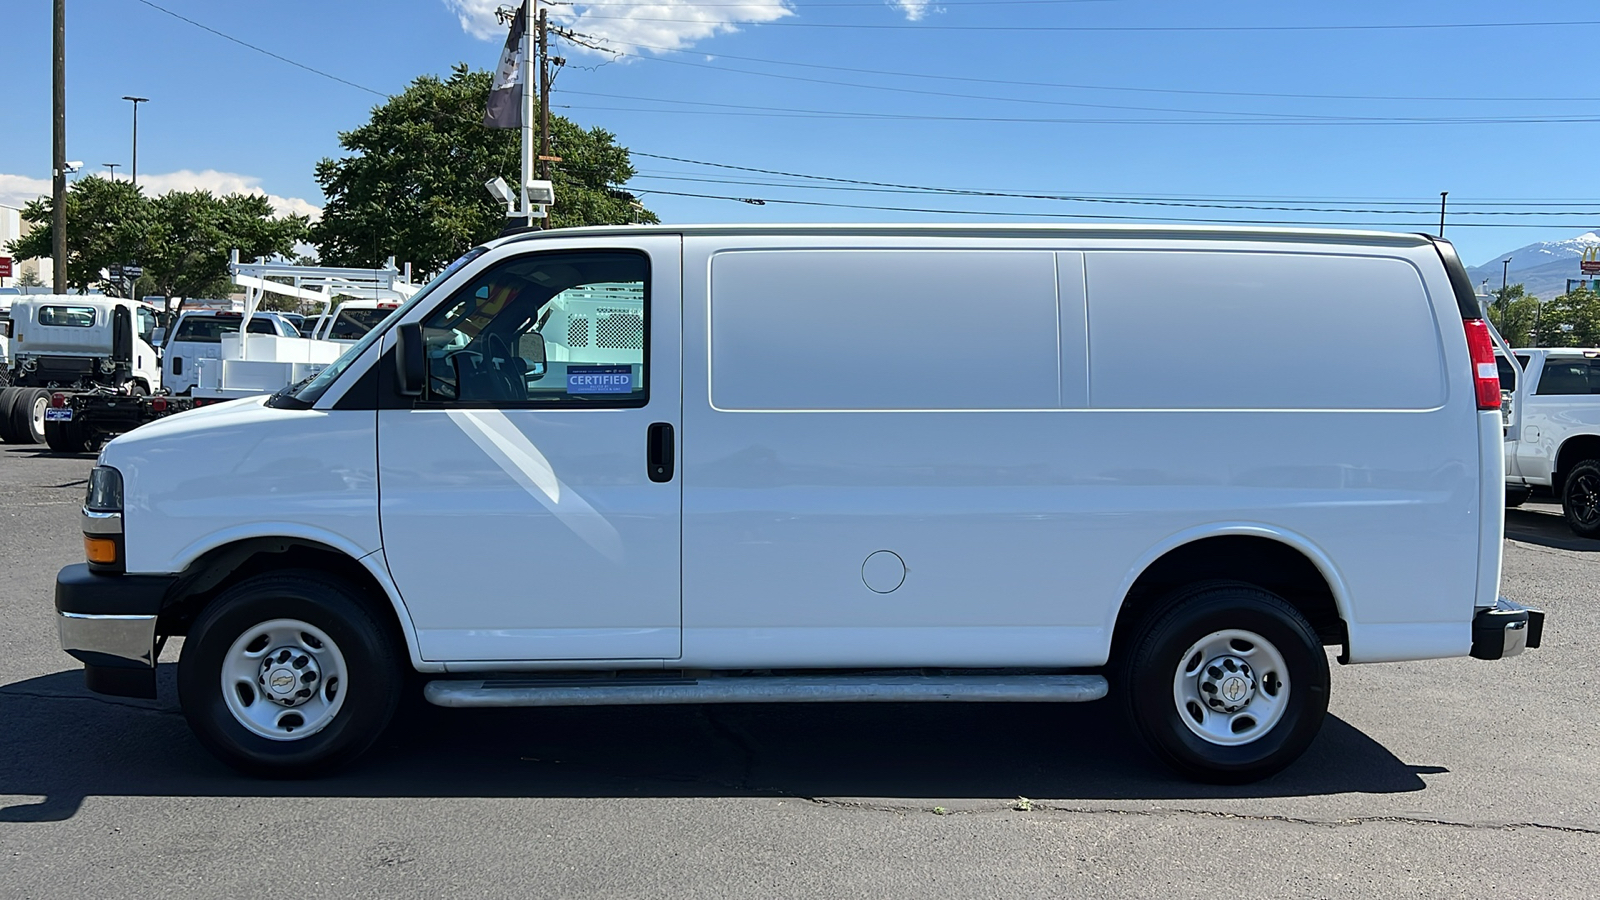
left=5, top=177, right=307, bottom=299
left=311, top=64, right=656, bottom=275
left=1488, top=283, right=1541, bottom=348
left=1536, top=288, right=1600, bottom=347
left=143, top=191, right=309, bottom=299
left=6, top=176, right=152, bottom=293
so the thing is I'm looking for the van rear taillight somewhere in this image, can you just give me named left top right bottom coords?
left=1463, top=319, right=1501, bottom=410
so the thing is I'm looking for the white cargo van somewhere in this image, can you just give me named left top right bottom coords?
left=55, top=225, right=1541, bottom=783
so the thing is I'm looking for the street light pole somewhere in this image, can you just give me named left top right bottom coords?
left=103, top=163, right=120, bottom=179
left=121, top=96, right=148, bottom=187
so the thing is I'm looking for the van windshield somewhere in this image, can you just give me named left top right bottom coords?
left=269, top=247, right=487, bottom=409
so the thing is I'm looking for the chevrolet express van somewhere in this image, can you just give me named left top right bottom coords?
left=55, top=225, right=1543, bottom=783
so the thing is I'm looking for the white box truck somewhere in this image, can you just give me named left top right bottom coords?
left=54, top=224, right=1540, bottom=782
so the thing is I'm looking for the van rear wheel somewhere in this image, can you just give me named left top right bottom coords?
left=178, top=571, right=403, bottom=777
left=1121, top=582, right=1329, bottom=783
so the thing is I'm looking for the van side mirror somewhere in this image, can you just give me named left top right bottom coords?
left=151, top=327, right=165, bottom=346
left=396, top=323, right=425, bottom=396
left=522, top=331, right=547, bottom=380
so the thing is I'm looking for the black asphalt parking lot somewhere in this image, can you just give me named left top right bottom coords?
left=2, top=446, right=1596, bottom=899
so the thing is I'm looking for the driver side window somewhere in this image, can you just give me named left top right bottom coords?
left=419, top=251, right=649, bottom=407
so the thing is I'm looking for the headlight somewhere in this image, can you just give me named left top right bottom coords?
left=86, top=466, right=124, bottom=512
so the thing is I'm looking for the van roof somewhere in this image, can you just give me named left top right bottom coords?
left=489, top=222, right=1438, bottom=250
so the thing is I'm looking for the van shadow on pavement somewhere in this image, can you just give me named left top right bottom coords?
left=0, top=664, right=1433, bottom=822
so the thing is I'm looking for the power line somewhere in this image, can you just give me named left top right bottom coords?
left=595, top=37, right=1600, bottom=104
left=556, top=0, right=1114, bottom=6
left=633, top=188, right=1596, bottom=228
left=565, top=15, right=1600, bottom=32
left=566, top=96, right=1600, bottom=125
left=129, top=0, right=389, bottom=97
left=627, top=172, right=1600, bottom=216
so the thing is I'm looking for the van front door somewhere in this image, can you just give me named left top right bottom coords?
left=378, top=240, right=682, bottom=662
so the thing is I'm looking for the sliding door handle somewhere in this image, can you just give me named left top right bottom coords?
left=647, top=422, right=675, bottom=483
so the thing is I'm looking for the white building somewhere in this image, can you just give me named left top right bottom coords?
left=0, top=204, right=51, bottom=289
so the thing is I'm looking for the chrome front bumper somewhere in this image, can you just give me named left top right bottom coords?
left=56, top=563, right=175, bottom=698
left=58, top=611, right=159, bottom=666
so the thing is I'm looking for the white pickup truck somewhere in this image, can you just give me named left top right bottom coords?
left=1497, top=347, right=1600, bottom=536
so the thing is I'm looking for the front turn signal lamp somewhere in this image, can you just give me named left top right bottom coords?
left=84, top=535, right=119, bottom=565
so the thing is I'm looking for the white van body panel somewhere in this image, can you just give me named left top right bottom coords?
left=680, top=233, right=1479, bottom=668
left=375, top=235, right=684, bottom=663
left=106, top=396, right=381, bottom=576
left=98, top=225, right=1492, bottom=672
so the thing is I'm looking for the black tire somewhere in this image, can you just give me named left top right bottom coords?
left=43, top=417, right=93, bottom=454
left=0, top=387, right=19, bottom=443
left=178, top=571, right=404, bottom=777
left=1505, top=485, right=1531, bottom=508
left=1120, top=581, right=1329, bottom=784
left=1561, top=459, right=1600, bottom=539
left=8, top=389, right=50, bottom=445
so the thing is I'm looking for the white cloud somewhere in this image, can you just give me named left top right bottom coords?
left=444, top=0, right=794, bottom=55
left=136, top=169, right=323, bottom=221
left=0, top=170, right=321, bottom=222
left=888, top=0, right=934, bottom=21
left=0, top=174, right=52, bottom=211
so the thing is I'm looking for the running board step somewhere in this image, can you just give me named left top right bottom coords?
left=424, top=673, right=1109, bottom=708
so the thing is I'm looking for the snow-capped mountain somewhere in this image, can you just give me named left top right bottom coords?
left=1465, top=230, right=1600, bottom=300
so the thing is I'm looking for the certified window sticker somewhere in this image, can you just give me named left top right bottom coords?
left=566, top=365, right=633, bottom=394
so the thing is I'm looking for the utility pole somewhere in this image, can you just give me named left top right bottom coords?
left=518, top=0, right=536, bottom=229
left=539, top=6, right=551, bottom=183
left=1438, top=191, right=1448, bottom=237
left=52, top=0, right=66, bottom=292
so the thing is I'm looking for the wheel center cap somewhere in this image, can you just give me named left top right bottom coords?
left=268, top=669, right=297, bottom=694
left=1198, top=654, right=1256, bottom=713
left=257, top=647, right=321, bottom=708
left=1221, top=675, right=1250, bottom=704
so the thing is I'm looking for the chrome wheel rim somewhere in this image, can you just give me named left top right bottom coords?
left=221, top=618, right=348, bottom=741
left=1172, top=628, right=1289, bottom=746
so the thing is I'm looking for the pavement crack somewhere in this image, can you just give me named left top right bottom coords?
left=789, top=799, right=1600, bottom=834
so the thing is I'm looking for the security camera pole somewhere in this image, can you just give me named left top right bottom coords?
left=484, top=1, right=552, bottom=230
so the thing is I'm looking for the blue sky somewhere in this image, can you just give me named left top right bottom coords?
left=3, top=0, right=1597, bottom=269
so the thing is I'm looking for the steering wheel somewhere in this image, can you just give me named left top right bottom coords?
left=484, top=333, right=524, bottom=400
left=441, top=348, right=483, bottom=400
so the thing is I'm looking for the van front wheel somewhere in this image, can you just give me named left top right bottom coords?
left=1122, top=583, right=1329, bottom=784
left=178, top=572, right=403, bottom=777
